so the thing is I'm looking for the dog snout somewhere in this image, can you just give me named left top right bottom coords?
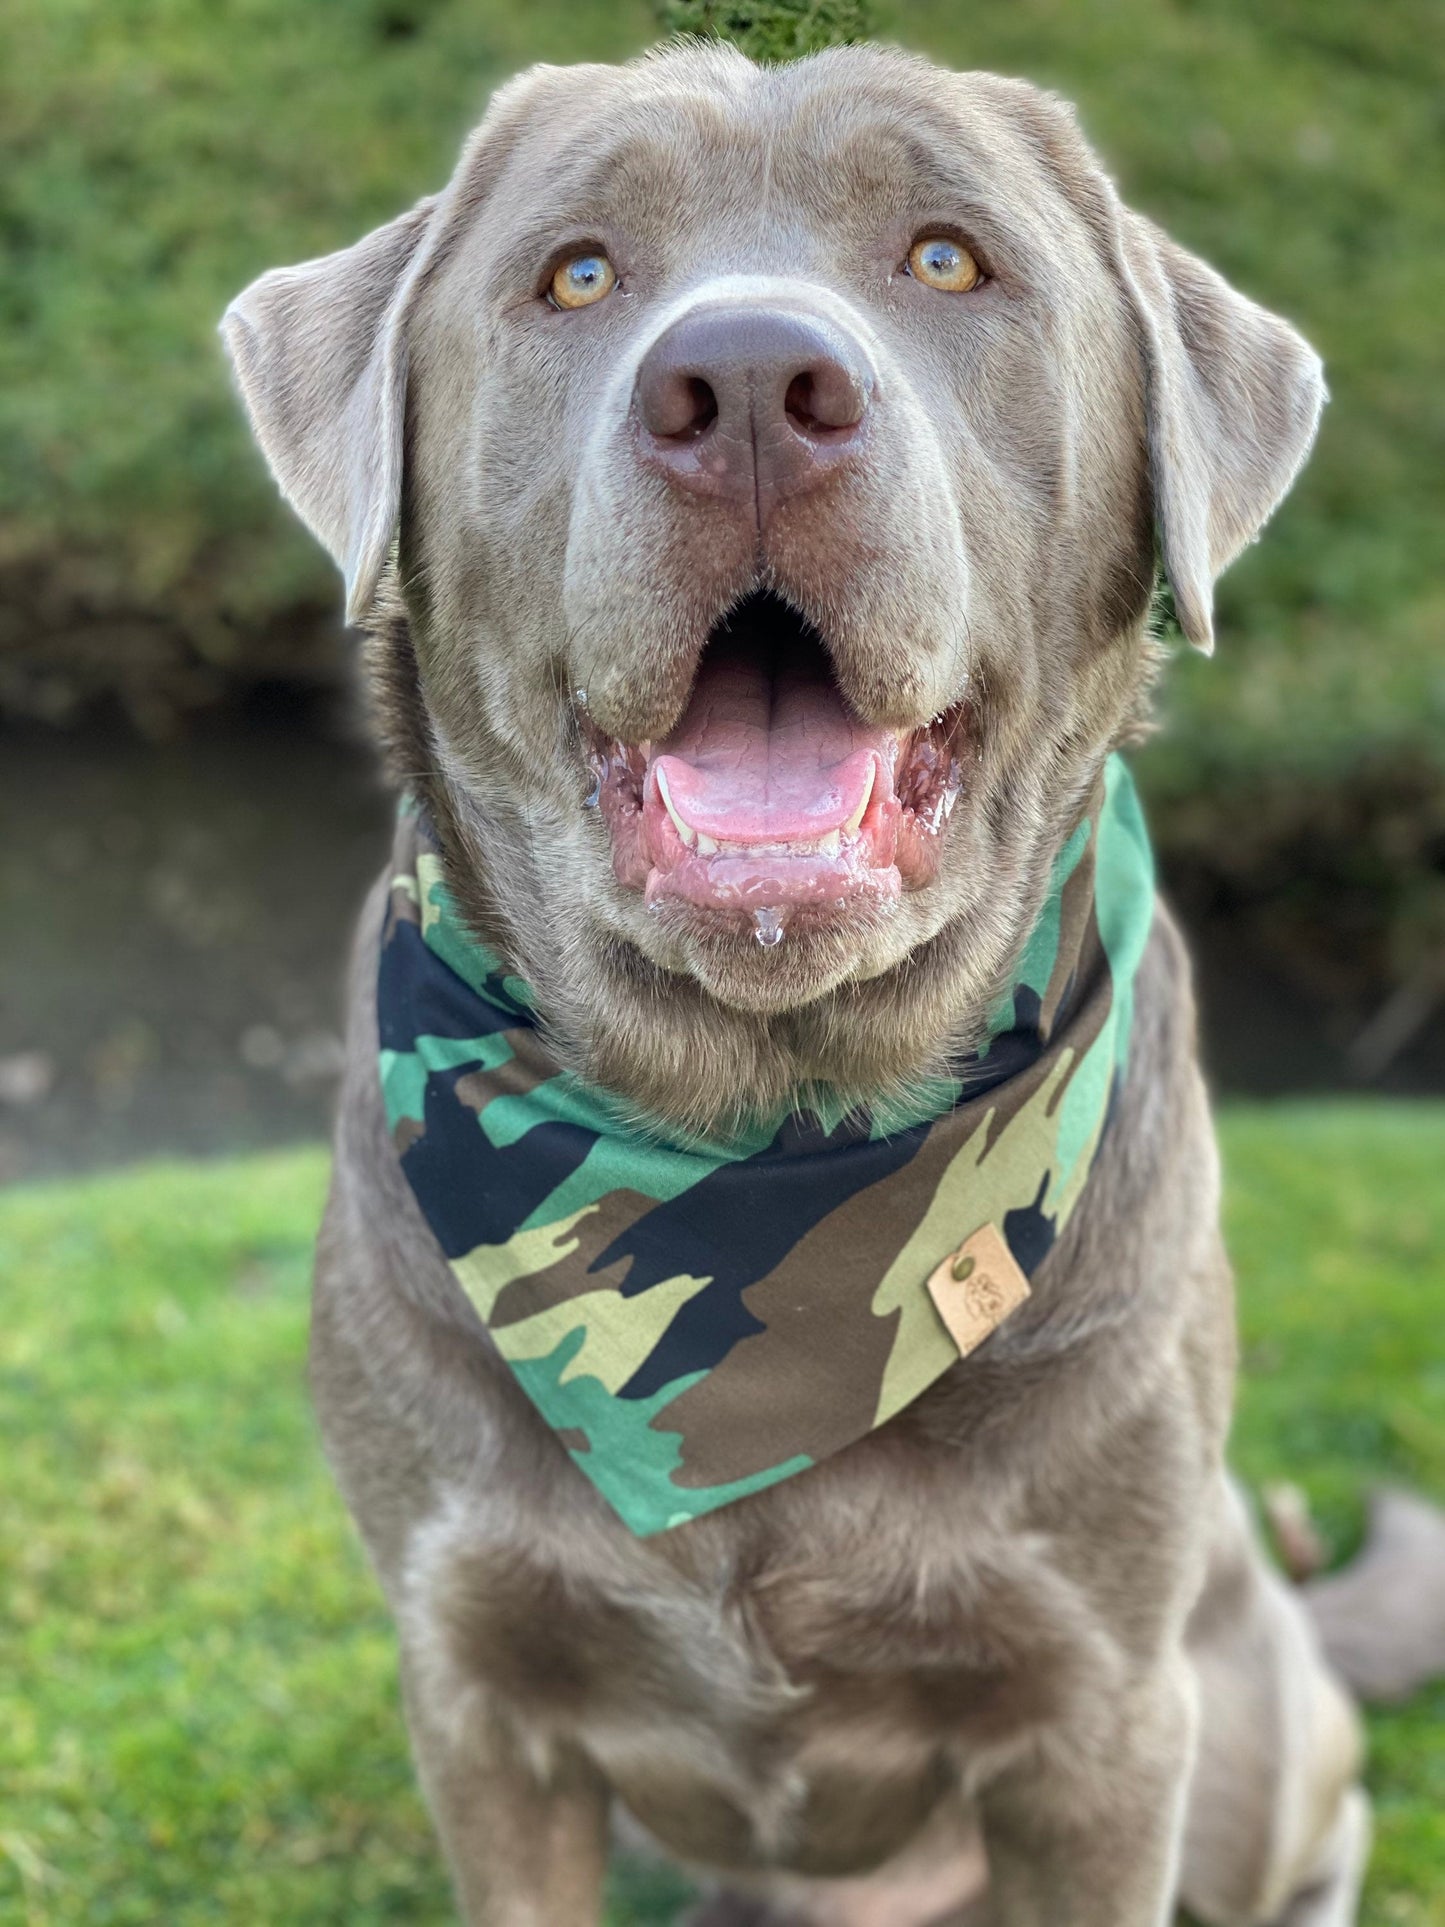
left=634, top=304, right=874, bottom=523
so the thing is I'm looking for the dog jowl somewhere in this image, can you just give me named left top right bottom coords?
left=220, top=40, right=1440, bottom=1927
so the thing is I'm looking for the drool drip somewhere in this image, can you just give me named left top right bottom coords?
left=753, top=907, right=786, bottom=948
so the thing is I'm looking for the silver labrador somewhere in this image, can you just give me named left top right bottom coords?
left=222, top=41, right=1433, bottom=1927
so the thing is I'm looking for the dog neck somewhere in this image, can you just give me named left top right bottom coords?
left=361, top=599, right=1132, bottom=1138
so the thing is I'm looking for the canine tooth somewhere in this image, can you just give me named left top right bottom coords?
left=696, top=833, right=718, bottom=856
left=655, top=765, right=695, bottom=848
left=844, top=763, right=876, bottom=837
left=818, top=829, right=841, bottom=858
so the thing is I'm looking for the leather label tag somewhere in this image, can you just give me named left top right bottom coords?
left=925, top=1221, right=1031, bottom=1359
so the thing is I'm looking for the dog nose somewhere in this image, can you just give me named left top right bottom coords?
left=634, top=305, right=874, bottom=522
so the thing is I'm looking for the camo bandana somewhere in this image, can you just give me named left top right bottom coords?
left=377, top=755, right=1154, bottom=1535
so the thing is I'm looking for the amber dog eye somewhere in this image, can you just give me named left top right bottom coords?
left=549, top=252, right=618, bottom=310
left=906, top=236, right=982, bottom=293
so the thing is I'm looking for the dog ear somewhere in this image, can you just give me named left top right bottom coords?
left=220, top=196, right=437, bottom=625
left=973, top=74, right=1325, bottom=656
left=1112, top=209, right=1325, bottom=654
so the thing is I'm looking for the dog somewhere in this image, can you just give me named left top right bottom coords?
left=222, top=40, right=1437, bottom=1925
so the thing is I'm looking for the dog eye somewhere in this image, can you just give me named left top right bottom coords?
left=549, top=252, right=618, bottom=310
left=906, top=236, right=982, bottom=293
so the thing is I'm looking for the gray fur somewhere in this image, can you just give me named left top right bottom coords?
left=223, top=43, right=1406, bottom=1926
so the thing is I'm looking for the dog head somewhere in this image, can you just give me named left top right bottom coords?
left=223, top=43, right=1321, bottom=1128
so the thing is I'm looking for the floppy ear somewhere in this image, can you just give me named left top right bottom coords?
left=1112, top=209, right=1325, bottom=654
left=220, top=197, right=437, bottom=624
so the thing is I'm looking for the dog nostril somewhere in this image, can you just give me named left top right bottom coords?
left=785, top=373, right=821, bottom=434
left=643, top=370, right=719, bottom=442
left=681, top=377, right=718, bottom=440
left=784, top=363, right=869, bottom=438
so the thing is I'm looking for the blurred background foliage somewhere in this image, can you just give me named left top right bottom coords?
left=0, top=0, right=1441, bottom=991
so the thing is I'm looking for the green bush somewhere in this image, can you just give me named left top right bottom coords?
left=655, top=0, right=878, bottom=58
left=1, top=0, right=1441, bottom=949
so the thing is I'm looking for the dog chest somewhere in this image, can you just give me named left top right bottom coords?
left=406, top=1490, right=1096, bottom=1872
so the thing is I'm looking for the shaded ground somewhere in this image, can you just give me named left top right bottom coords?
left=1, top=1112, right=1442, bottom=1923
left=2, top=708, right=1443, bottom=1185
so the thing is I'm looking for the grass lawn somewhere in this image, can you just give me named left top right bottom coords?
left=2, top=1104, right=1442, bottom=1924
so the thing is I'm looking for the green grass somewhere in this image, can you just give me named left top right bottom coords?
left=2, top=1107, right=1443, bottom=1924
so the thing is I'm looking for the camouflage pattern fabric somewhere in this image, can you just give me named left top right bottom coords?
left=377, top=755, right=1155, bottom=1535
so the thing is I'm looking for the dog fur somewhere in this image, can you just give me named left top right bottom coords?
left=221, top=42, right=1419, bottom=1925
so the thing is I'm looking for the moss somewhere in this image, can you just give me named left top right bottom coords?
left=653, top=0, right=878, bottom=60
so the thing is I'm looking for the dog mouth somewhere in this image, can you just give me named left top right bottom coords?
left=582, top=593, right=968, bottom=941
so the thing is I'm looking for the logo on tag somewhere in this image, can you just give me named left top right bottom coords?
left=925, top=1221, right=1030, bottom=1358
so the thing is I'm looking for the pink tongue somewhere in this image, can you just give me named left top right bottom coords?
left=653, top=635, right=885, bottom=842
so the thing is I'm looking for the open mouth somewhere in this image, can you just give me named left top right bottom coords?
left=583, top=592, right=967, bottom=943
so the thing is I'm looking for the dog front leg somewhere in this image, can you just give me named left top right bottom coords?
left=399, top=1649, right=610, bottom=1926
left=975, top=1660, right=1196, bottom=1927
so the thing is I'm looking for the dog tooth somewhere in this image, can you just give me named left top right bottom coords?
left=696, top=833, right=718, bottom=856
left=818, top=829, right=841, bottom=858
left=654, top=766, right=695, bottom=848
left=844, top=763, right=876, bottom=837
